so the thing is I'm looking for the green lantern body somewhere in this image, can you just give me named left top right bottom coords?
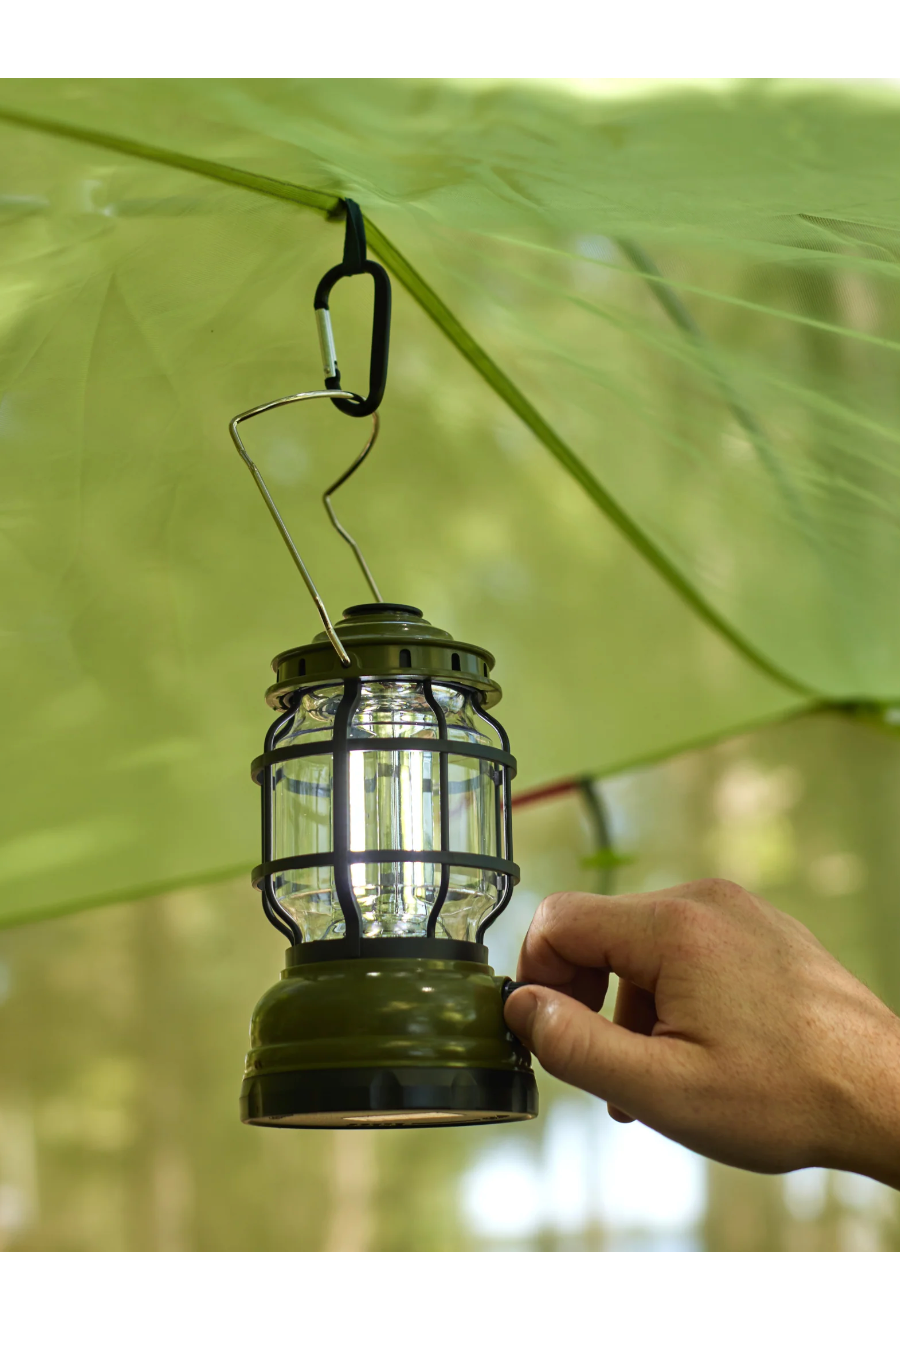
left=240, top=603, right=538, bottom=1128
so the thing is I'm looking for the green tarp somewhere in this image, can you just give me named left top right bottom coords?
left=1, top=78, right=899, bottom=927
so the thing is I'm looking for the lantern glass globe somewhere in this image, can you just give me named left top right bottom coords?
left=271, top=680, right=507, bottom=942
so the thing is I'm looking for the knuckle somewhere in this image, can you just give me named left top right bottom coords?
left=691, top=876, right=748, bottom=906
left=537, top=890, right=580, bottom=933
left=653, top=884, right=742, bottom=953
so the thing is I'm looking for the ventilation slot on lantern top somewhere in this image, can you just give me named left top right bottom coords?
left=399, top=648, right=412, bottom=668
left=452, top=652, right=461, bottom=671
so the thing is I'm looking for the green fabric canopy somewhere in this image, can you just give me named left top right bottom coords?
left=1, top=77, right=898, bottom=928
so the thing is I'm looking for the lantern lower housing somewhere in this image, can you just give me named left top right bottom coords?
left=239, top=603, right=538, bottom=1128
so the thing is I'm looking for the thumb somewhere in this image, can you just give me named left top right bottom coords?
left=505, top=985, right=665, bottom=1117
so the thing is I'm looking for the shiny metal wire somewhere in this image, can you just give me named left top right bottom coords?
left=323, top=433, right=384, bottom=606
left=229, top=390, right=383, bottom=665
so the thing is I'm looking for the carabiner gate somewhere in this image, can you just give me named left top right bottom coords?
left=314, top=199, right=391, bottom=419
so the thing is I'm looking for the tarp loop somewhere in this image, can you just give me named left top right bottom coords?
left=313, top=198, right=391, bottom=418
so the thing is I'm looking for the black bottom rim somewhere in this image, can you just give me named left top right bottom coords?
left=240, top=1065, right=538, bottom=1129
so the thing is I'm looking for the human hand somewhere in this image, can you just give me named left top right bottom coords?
left=504, top=880, right=900, bottom=1187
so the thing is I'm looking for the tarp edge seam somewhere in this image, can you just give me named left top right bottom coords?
left=0, top=698, right=837, bottom=932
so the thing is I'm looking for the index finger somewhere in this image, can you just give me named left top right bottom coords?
left=517, top=890, right=664, bottom=991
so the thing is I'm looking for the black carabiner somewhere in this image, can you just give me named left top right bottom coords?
left=314, top=199, right=391, bottom=419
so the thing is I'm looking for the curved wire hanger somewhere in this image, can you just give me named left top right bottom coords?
left=229, top=388, right=383, bottom=666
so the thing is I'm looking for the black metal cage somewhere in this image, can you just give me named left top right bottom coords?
left=250, top=675, right=519, bottom=959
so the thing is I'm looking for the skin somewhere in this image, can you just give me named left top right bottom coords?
left=503, top=879, right=900, bottom=1188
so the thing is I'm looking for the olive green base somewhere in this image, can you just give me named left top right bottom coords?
left=240, top=951, right=538, bottom=1129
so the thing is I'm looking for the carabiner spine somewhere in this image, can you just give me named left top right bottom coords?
left=315, top=307, right=339, bottom=383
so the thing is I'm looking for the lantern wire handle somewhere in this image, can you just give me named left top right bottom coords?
left=323, top=437, right=384, bottom=606
left=229, top=388, right=383, bottom=666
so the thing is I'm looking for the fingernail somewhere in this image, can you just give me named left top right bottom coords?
left=503, top=986, right=539, bottom=1048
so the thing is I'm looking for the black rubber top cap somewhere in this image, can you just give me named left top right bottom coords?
left=343, top=603, right=424, bottom=619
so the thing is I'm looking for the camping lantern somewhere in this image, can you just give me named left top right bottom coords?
left=230, top=201, right=537, bottom=1128
left=239, top=603, right=536, bottom=1126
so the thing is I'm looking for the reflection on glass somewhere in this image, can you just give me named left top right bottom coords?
left=271, top=681, right=505, bottom=941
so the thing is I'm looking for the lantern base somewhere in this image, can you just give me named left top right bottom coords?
left=240, top=1064, right=536, bottom=1128
left=240, top=950, right=538, bottom=1129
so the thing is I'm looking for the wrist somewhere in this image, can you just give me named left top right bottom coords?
left=815, top=999, right=900, bottom=1189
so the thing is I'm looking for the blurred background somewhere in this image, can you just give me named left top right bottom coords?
left=3, top=79, right=900, bottom=1254
left=2, top=704, right=898, bottom=1252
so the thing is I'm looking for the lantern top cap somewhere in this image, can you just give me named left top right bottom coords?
left=342, top=602, right=423, bottom=620
left=266, top=603, right=503, bottom=710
